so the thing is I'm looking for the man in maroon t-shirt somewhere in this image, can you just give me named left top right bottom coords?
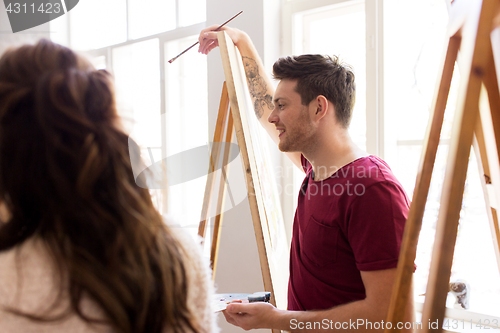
left=199, top=26, right=415, bottom=332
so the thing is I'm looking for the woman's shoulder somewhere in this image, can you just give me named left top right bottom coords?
left=0, top=237, right=110, bottom=333
left=0, top=237, right=55, bottom=304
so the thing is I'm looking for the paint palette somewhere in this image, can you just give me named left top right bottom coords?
left=212, top=292, right=271, bottom=312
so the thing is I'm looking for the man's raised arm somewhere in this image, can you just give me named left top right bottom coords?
left=198, top=26, right=302, bottom=169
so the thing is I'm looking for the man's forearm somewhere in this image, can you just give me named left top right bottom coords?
left=232, top=32, right=276, bottom=127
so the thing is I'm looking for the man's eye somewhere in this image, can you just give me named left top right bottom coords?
left=279, top=104, right=284, bottom=109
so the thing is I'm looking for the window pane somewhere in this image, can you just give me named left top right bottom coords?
left=178, top=0, right=206, bottom=27
left=112, top=39, right=162, bottom=211
left=129, top=0, right=176, bottom=39
left=292, top=1, right=366, bottom=207
left=450, top=150, right=500, bottom=316
left=70, top=0, right=127, bottom=50
left=384, top=0, right=457, bottom=193
left=385, top=0, right=500, bottom=317
left=300, top=2, right=366, bottom=150
left=165, top=36, right=208, bottom=229
left=49, top=13, right=69, bottom=46
left=383, top=0, right=452, bottom=156
left=112, top=39, right=161, bottom=149
left=90, top=55, right=106, bottom=70
left=410, top=145, right=500, bottom=317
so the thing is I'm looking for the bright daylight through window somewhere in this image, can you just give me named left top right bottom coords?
left=50, top=0, right=208, bottom=230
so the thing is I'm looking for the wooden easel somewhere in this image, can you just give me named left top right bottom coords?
left=198, top=82, right=233, bottom=280
left=198, top=32, right=290, bottom=322
left=385, top=0, right=500, bottom=332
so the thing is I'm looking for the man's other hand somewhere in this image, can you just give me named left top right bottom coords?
left=223, top=301, right=278, bottom=331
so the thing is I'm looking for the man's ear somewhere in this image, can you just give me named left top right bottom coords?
left=313, top=95, right=330, bottom=120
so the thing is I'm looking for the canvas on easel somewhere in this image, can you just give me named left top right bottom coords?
left=197, top=33, right=289, bottom=314
left=206, top=31, right=289, bottom=312
left=385, top=0, right=500, bottom=332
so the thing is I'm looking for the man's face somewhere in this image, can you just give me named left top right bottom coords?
left=268, top=79, right=316, bottom=153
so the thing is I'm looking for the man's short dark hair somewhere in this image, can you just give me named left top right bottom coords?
left=273, top=54, right=356, bottom=128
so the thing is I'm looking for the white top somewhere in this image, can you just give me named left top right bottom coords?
left=0, top=226, right=218, bottom=333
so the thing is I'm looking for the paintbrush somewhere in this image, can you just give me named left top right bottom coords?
left=168, top=10, right=243, bottom=63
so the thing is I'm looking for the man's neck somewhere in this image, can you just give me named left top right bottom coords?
left=303, top=130, right=368, bottom=181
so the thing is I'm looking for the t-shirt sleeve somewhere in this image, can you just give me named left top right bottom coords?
left=346, top=181, right=409, bottom=272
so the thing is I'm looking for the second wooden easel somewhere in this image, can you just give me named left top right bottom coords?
left=197, top=82, right=233, bottom=279
left=385, top=0, right=500, bottom=332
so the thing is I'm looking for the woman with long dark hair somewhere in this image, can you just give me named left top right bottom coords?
left=0, top=39, right=216, bottom=333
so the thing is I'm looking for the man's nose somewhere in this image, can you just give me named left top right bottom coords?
left=268, top=108, right=278, bottom=124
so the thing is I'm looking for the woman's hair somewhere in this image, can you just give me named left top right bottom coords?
left=273, top=54, right=356, bottom=128
left=0, top=39, right=199, bottom=333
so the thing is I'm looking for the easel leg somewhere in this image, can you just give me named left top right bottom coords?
left=385, top=34, right=460, bottom=332
left=474, top=103, right=500, bottom=276
left=210, top=111, right=234, bottom=278
left=474, top=36, right=500, bottom=274
left=421, top=76, right=477, bottom=333
left=198, top=82, right=231, bottom=240
left=198, top=81, right=236, bottom=277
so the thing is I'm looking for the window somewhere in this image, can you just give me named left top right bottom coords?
left=384, top=0, right=500, bottom=318
left=164, top=36, right=208, bottom=229
left=128, top=0, right=176, bottom=39
left=49, top=0, right=209, bottom=233
left=69, top=0, right=127, bottom=50
left=111, top=39, right=164, bottom=209
left=286, top=0, right=368, bottom=211
left=294, top=1, right=366, bottom=151
left=285, top=0, right=500, bottom=322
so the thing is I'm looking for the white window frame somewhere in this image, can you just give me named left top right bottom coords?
left=58, top=0, right=207, bottom=215
left=281, top=0, right=384, bottom=157
left=279, top=0, right=384, bottom=235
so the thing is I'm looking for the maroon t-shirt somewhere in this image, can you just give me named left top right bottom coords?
left=288, top=155, right=410, bottom=311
